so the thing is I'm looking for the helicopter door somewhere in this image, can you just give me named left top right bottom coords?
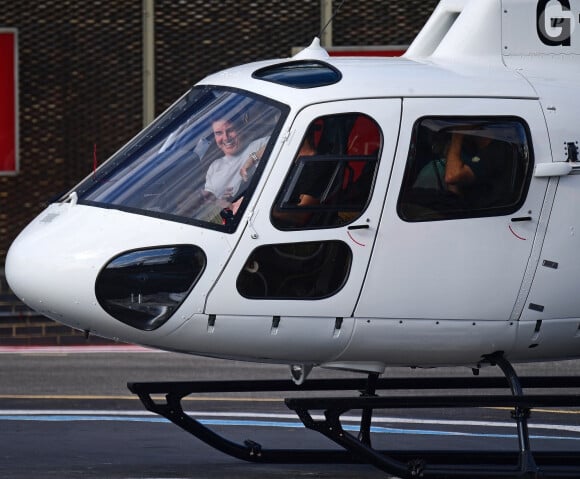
left=205, top=99, right=402, bottom=318
left=355, top=98, right=551, bottom=321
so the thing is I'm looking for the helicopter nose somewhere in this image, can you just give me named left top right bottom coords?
left=4, top=204, right=121, bottom=333
left=5, top=217, right=86, bottom=327
left=6, top=224, right=45, bottom=306
left=6, top=204, right=209, bottom=337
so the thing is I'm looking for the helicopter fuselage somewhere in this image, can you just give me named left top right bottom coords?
left=6, top=0, right=580, bottom=374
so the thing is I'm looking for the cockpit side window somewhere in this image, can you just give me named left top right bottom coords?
left=271, top=113, right=382, bottom=229
left=397, top=117, right=533, bottom=221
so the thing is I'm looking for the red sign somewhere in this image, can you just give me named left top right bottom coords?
left=0, top=30, right=18, bottom=174
left=327, top=46, right=407, bottom=57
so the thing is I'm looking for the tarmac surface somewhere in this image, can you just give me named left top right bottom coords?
left=1, top=346, right=580, bottom=478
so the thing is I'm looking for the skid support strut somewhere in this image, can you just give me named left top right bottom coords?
left=486, top=353, right=539, bottom=476
left=129, top=355, right=580, bottom=478
left=358, top=371, right=379, bottom=446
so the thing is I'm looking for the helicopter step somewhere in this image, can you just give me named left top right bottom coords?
left=128, top=354, right=580, bottom=479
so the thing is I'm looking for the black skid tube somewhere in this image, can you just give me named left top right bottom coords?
left=128, top=367, right=580, bottom=478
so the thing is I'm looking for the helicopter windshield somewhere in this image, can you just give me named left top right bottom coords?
left=73, top=86, right=288, bottom=232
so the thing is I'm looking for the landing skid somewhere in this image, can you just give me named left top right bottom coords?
left=128, top=355, right=580, bottom=478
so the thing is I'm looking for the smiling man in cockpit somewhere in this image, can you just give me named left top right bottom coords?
left=204, top=116, right=268, bottom=203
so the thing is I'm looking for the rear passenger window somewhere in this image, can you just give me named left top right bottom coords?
left=398, top=117, right=533, bottom=221
left=272, top=113, right=382, bottom=229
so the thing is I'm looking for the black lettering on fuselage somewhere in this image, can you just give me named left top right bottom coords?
left=537, top=0, right=572, bottom=46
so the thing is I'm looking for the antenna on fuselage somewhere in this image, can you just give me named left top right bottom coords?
left=319, top=0, right=347, bottom=47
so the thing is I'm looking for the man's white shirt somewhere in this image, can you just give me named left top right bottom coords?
left=204, top=136, right=269, bottom=198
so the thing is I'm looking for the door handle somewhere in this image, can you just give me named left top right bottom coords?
left=347, top=224, right=370, bottom=230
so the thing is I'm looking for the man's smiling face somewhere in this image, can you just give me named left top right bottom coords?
left=212, top=119, right=242, bottom=156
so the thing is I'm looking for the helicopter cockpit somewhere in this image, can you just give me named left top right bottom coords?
left=71, top=86, right=288, bottom=232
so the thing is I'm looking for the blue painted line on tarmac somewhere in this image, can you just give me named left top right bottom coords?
left=1, top=414, right=580, bottom=442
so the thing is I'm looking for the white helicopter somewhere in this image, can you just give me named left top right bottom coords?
left=6, top=0, right=580, bottom=476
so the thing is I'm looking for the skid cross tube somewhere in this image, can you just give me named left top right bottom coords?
left=129, top=363, right=580, bottom=478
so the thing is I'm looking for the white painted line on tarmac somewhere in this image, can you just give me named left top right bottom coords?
left=1, top=409, right=579, bottom=435
left=0, top=344, right=154, bottom=354
left=0, top=412, right=578, bottom=441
